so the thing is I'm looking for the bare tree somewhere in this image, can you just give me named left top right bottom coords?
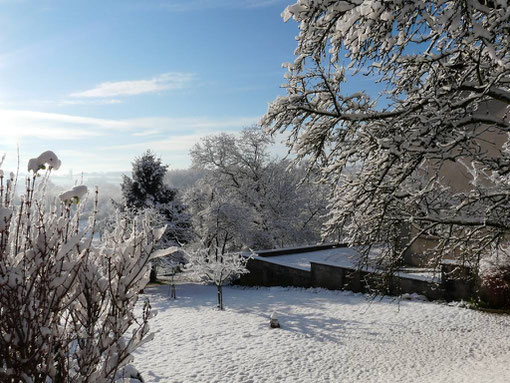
left=262, top=0, right=510, bottom=272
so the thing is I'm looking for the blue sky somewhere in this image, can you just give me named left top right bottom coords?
left=0, top=0, right=299, bottom=174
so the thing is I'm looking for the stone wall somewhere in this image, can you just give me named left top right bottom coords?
left=239, top=257, right=312, bottom=288
left=238, top=257, right=473, bottom=301
left=310, top=262, right=445, bottom=300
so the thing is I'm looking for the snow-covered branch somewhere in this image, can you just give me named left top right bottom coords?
left=262, top=0, right=510, bottom=271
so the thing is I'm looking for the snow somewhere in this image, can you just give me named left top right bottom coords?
left=58, top=184, right=88, bottom=203
left=134, top=284, right=510, bottom=383
left=248, top=247, right=361, bottom=271
left=27, top=150, right=61, bottom=173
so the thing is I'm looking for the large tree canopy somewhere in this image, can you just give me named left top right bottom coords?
left=262, top=0, right=510, bottom=269
left=187, top=127, right=328, bottom=252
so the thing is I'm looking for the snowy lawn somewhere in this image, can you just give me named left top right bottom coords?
left=135, top=284, right=510, bottom=383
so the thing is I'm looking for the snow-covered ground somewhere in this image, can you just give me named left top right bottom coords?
left=134, top=284, right=510, bottom=383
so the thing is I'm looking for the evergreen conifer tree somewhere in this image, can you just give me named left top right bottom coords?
left=121, top=150, right=191, bottom=281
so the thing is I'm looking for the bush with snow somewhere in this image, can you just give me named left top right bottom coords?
left=0, top=151, right=163, bottom=382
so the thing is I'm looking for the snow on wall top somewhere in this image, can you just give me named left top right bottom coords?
left=250, top=247, right=361, bottom=271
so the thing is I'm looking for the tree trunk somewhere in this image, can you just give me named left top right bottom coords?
left=217, top=284, right=223, bottom=310
left=149, top=264, right=158, bottom=283
left=170, top=275, right=177, bottom=299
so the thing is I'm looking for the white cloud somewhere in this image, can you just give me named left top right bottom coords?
left=100, top=133, right=211, bottom=152
left=70, top=72, right=194, bottom=98
left=126, top=116, right=258, bottom=132
left=60, top=99, right=123, bottom=106
left=0, top=109, right=261, bottom=171
left=100, top=116, right=260, bottom=153
left=132, top=129, right=162, bottom=137
left=0, top=109, right=126, bottom=140
left=0, top=110, right=258, bottom=141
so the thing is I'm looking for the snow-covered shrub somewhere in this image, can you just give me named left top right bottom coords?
left=0, top=151, right=163, bottom=382
left=479, top=250, right=510, bottom=309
